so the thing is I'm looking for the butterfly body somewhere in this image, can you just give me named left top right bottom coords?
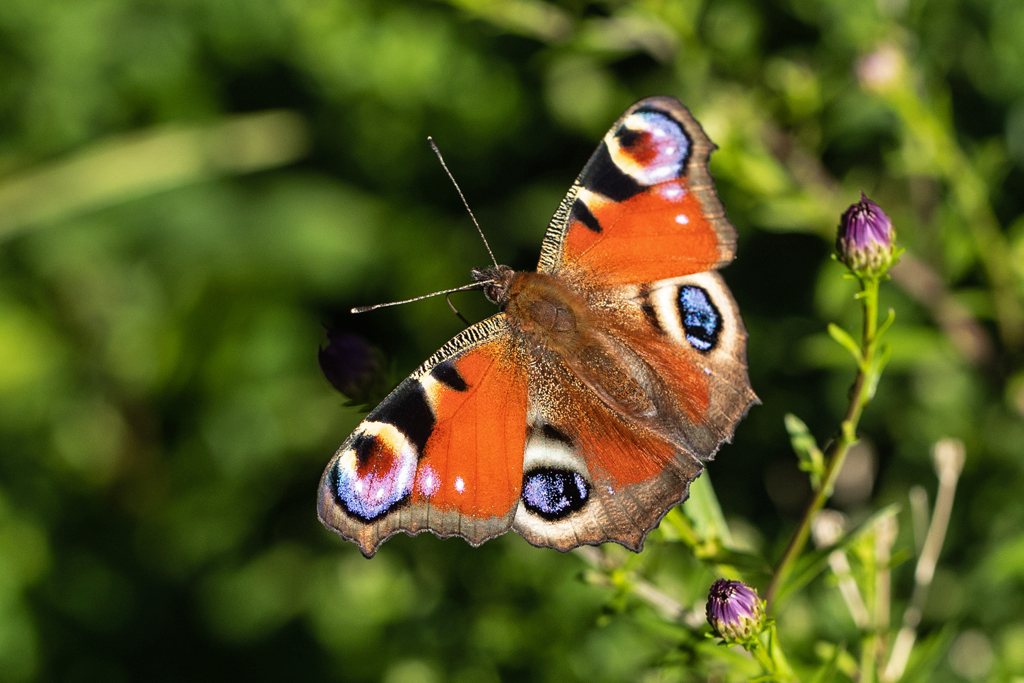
left=320, top=97, right=757, bottom=557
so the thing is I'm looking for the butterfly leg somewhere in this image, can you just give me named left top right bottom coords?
left=446, top=293, right=471, bottom=327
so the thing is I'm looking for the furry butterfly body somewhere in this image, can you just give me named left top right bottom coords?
left=319, top=96, right=757, bottom=557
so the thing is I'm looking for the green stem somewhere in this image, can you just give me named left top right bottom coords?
left=749, top=630, right=794, bottom=683
left=860, top=526, right=879, bottom=683
left=745, top=625, right=797, bottom=682
left=861, top=632, right=878, bottom=683
left=864, top=277, right=879, bottom=359
left=765, top=276, right=882, bottom=609
left=768, top=625, right=798, bottom=682
left=749, top=639, right=777, bottom=676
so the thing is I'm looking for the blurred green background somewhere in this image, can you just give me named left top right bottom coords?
left=1, top=0, right=1023, bottom=681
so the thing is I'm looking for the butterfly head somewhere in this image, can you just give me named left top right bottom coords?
left=472, top=265, right=515, bottom=308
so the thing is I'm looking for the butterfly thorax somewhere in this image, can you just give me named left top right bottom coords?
left=475, top=267, right=583, bottom=338
left=475, top=266, right=661, bottom=422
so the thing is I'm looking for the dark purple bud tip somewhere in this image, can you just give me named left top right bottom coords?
left=836, top=192, right=898, bottom=275
left=318, top=328, right=385, bottom=404
left=706, top=579, right=766, bottom=643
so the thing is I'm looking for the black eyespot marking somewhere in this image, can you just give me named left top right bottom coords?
left=431, top=363, right=468, bottom=392
left=633, top=104, right=674, bottom=118
left=615, top=125, right=647, bottom=150
left=584, top=142, right=644, bottom=202
left=571, top=198, right=602, bottom=233
left=374, top=381, right=434, bottom=454
left=522, top=468, right=590, bottom=520
left=351, top=432, right=377, bottom=467
left=540, top=423, right=573, bottom=445
left=677, top=285, right=721, bottom=352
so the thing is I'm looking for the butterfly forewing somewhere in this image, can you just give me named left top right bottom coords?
left=538, top=96, right=735, bottom=285
left=318, top=315, right=529, bottom=557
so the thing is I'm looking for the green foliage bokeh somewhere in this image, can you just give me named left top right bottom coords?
left=0, top=0, right=1023, bottom=681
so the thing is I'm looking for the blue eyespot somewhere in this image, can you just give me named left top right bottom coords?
left=677, top=285, right=721, bottom=352
left=332, top=429, right=417, bottom=522
left=522, top=468, right=590, bottom=520
left=617, top=110, right=690, bottom=185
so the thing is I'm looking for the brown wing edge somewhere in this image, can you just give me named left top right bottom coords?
left=513, top=451, right=705, bottom=554
left=317, top=314, right=520, bottom=558
left=537, top=95, right=737, bottom=275
left=642, top=270, right=760, bottom=463
left=512, top=393, right=757, bottom=556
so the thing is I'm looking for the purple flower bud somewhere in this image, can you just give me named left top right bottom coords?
left=318, top=328, right=385, bottom=404
left=836, top=192, right=897, bottom=275
left=706, top=579, right=765, bottom=643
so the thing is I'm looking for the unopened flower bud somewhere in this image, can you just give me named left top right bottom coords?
left=706, top=579, right=766, bottom=644
left=836, top=193, right=898, bottom=276
left=318, top=329, right=385, bottom=404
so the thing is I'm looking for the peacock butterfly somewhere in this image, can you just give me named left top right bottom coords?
left=318, top=96, right=757, bottom=557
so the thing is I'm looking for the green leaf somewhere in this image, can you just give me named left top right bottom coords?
left=865, top=343, right=892, bottom=400
left=784, top=413, right=825, bottom=489
left=700, top=547, right=772, bottom=574
left=813, top=642, right=857, bottom=681
left=672, top=482, right=769, bottom=576
left=876, top=307, right=896, bottom=339
left=682, top=471, right=733, bottom=547
left=773, top=504, right=901, bottom=608
left=889, top=547, right=914, bottom=572
left=658, top=507, right=703, bottom=547
left=827, top=323, right=863, bottom=366
left=899, top=625, right=956, bottom=683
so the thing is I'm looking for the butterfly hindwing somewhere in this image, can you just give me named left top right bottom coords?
left=318, top=315, right=529, bottom=557
left=512, top=354, right=703, bottom=552
left=538, top=96, right=735, bottom=286
left=509, top=271, right=756, bottom=552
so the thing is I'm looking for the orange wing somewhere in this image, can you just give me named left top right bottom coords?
left=318, top=316, right=528, bottom=557
left=537, top=96, right=736, bottom=286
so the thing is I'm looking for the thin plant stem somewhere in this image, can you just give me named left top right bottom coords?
left=874, top=515, right=898, bottom=667
left=767, top=625, right=798, bottom=682
left=860, top=528, right=879, bottom=683
left=743, top=627, right=797, bottom=683
left=881, top=439, right=965, bottom=682
left=766, top=276, right=883, bottom=608
left=573, top=547, right=703, bottom=626
left=829, top=550, right=869, bottom=628
left=750, top=639, right=777, bottom=675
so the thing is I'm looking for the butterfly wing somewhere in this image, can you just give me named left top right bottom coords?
left=321, top=96, right=754, bottom=556
left=538, top=96, right=735, bottom=286
left=318, top=315, right=529, bottom=557
left=511, top=270, right=756, bottom=551
left=512, top=96, right=756, bottom=551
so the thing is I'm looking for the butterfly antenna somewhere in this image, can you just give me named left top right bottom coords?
left=351, top=281, right=489, bottom=314
left=428, top=136, right=499, bottom=268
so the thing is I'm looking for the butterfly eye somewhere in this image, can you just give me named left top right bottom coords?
left=677, top=285, right=722, bottom=352
left=522, top=468, right=591, bottom=520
